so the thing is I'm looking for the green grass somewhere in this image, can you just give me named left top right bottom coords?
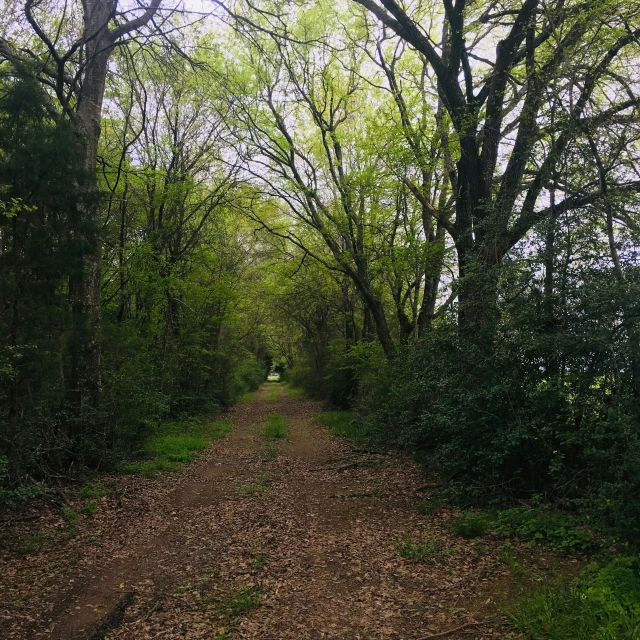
left=265, top=386, right=280, bottom=401
left=159, top=418, right=232, bottom=440
left=14, top=530, right=49, bottom=555
left=60, top=506, right=80, bottom=538
left=252, top=551, right=269, bottom=571
left=236, top=473, right=272, bottom=496
left=396, top=533, right=439, bottom=563
left=451, top=511, right=491, bottom=538
left=494, top=506, right=595, bottom=553
left=80, top=500, right=98, bottom=516
left=498, top=544, right=527, bottom=578
left=416, top=494, right=444, bottom=516
left=123, top=458, right=180, bottom=477
left=145, top=435, right=208, bottom=462
left=511, top=556, right=640, bottom=639
left=123, top=418, right=231, bottom=478
left=286, top=387, right=305, bottom=399
left=315, top=411, right=362, bottom=440
left=261, top=444, right=279, bottom=462
left=227, top=584, right=263, bottom=615
left=79, top=481, right=108, bottom=499
left=264, top=414, right=288, bottom=439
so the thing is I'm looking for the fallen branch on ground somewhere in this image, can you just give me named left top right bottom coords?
left=420, top=620, right=489, bottom=639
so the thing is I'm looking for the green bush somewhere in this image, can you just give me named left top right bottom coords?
left=358, top=274, right=640, bottom=543
left=494, top=507, right=595, bottom=553
left=512, top=556, right=640, bottom=639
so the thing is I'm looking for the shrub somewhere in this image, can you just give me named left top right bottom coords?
left=511, top=556, right=640, bottom=639
left=358, top=275, right=640, bottom=544
left=494, top=507, right=595, bottom=553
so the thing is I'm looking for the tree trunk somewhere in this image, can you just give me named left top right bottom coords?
left=68, top=5, right=115, bottom=410
left=455, top=237, right=501, bottom=344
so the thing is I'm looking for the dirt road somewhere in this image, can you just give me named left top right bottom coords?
left=2, top=384, right=528, bottom=639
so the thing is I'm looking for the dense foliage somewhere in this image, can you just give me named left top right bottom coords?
left=1, top=0, right=639, bottom=548
left=0, top=65, right=269, bottom=492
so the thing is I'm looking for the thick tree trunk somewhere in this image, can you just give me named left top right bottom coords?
left=455, top=235, right=501, bottom=344
left=68, top=8, right=114, bottom=410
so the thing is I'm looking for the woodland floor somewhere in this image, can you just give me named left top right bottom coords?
left=0, top=385, right=582, bottom=640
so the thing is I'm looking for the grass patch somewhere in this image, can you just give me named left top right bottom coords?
left=79, top=481, right=108, bottom=499
left=80, top=500, right=98, bottom=516
left=252, top=551, right=269, bottom=571
left=511, top=556, right=640, bottom=639
left=227, top=584, right=263, bottom=615
left=236, top=473, right=272, bottom=497
left=396, top=533, right=439, bottom=563
left=123, top=458, right=180, bottom=478
left=123, top=418, right=231, bottom=478
left=451, top=511, right=491, bottom=538
left=159, top=418, right=232, bottom=440
left=145, top=435, right=208, bottom=462
left=494, top=506, right=595, bottom=553
left=417, top=493, right=444, bottom=516
left=315, top=411, right=362, bottom=440
left=61, top=506, right=80, bottom=537
left=286, top=387, right=305, bottom=399
left=498, top=543, right=527, bottom=578
left=261, top=444, right=279, bottom=462
left=14, top=530, right=48, bottom=555
left=264, top=414, right=288, bottom=439
left=240, top=390, right=258, bottom=402
left=265, top=386, right=280, bottom=401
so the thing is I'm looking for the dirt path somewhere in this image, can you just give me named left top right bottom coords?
left=1, top=384, right=548, bottom=639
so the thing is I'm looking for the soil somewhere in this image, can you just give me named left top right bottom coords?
left=0, top=384, right=579, bottom=640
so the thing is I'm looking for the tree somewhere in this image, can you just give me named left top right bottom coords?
left=222, top=2, right=454, bottom=356
left=350, top=0, right=640, bottom=336
left=0, top=0, right=167, bottom=408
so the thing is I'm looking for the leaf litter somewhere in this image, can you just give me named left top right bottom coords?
left=0, top=385, right=578, bottom=639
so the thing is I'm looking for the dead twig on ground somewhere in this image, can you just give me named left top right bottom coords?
left=420, top=620, right=491, bottom=639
